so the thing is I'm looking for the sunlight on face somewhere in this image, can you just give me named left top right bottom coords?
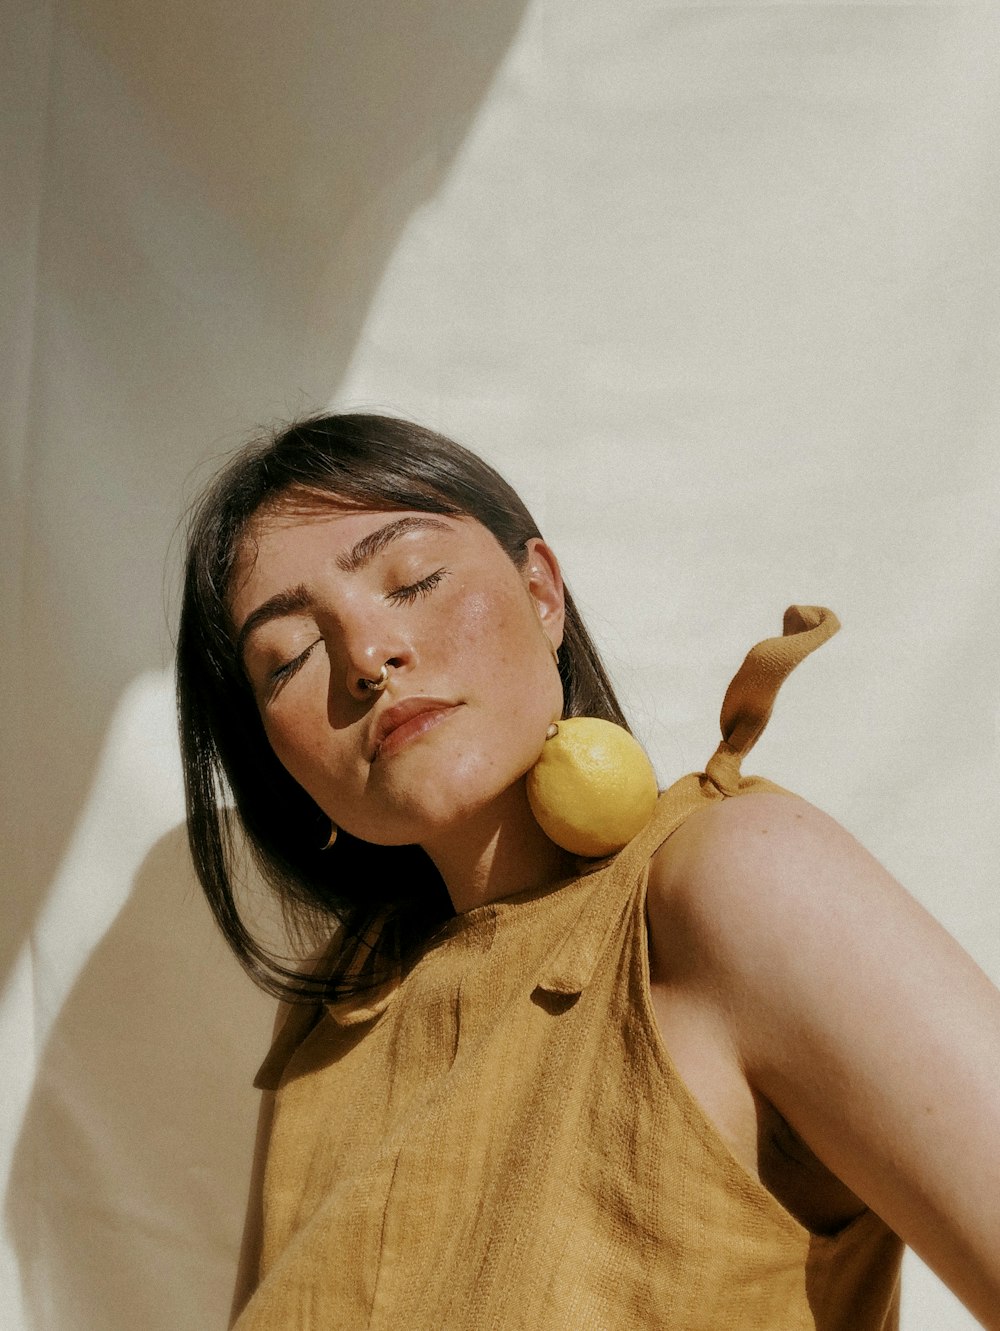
left=229, top=502, right=565, bottom=846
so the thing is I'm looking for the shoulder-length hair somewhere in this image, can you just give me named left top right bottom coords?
left=176, top=413, right=629, bottom=1002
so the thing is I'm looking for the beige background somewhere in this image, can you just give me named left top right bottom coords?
left=3, top=1, right=998, bottom=1326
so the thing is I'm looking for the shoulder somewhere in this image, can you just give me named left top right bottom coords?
left=651, top=787, right=859, bottom=891
left=645, top=787, right=979, bottom=1039
left=644, top=786, right=980, bottom=1098
left=647, top=790, right=877, bottom=975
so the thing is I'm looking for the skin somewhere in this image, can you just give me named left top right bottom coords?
left=231, top=501, right=573, bottom=910
left=229, top=500, right=1000, bottom=1328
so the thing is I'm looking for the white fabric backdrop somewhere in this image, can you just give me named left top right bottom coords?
left=4, top=1, right=998, bottom=1327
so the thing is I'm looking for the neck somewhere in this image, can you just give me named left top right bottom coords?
left=423, top=780, right=576, bottom=914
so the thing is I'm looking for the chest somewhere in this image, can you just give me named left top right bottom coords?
left=250, top=877, right=901, bottom=1331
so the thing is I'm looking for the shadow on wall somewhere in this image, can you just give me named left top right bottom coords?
left=65, top=0, right=530, bottom=364
left=7, top=825, right=277, bottom=1327
left=7, top=0, right=531, bottom=982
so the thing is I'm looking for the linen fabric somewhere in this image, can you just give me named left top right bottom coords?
left=239, top=607, right=902, bottom=1330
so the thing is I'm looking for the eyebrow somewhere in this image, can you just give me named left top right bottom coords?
left=235, top=515, right=452, bottom=664
left=334, top=515, right=451, bottom=573
left=235, top=584, right=313, bottom=666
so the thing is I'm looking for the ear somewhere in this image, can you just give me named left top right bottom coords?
left=523, top=537, right=565, bottom=651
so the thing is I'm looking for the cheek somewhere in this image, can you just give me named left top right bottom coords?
left=446, top=586, right=561, bottom=741
left=264, top=711, right=315, bottom=773
left=461, top=589, right=515, bottom=653
left=261, top=683, right=357, bottom=797
left=263, top=714, right=328, bottom=796
left=448, top=588, right=527, bottom=682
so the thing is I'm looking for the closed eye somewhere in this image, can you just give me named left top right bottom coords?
left=267, top=637, right=322, bottom=696
left=387, top=567, right=449, bottom=605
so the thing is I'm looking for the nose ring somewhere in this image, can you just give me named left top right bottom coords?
left=359, top=663, right=390, bottom=693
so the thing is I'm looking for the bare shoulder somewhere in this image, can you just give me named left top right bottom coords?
left=651, top=788, right=870, bottom=903
left=647, top=790, right=888, bottom=975
left=646, top=787, right=997, bottom=1078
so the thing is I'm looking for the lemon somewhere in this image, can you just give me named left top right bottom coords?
left=526, top=717, right=658, bottom=857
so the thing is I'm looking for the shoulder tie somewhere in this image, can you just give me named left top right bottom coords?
left=704, top=604, right=839, bottom=796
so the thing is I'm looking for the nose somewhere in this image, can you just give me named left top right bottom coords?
left=341, top=628, right=411, bottom=703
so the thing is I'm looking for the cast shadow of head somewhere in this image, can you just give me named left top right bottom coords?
left=5, top=0, right=533, bottom=986
left=7, top=825, right=280, bottom=1329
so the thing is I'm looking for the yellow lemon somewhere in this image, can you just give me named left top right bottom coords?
left=526, top=717, right=658, bottom=858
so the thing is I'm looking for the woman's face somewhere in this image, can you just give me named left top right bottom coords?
left=229, top=500, right=565, bottom=847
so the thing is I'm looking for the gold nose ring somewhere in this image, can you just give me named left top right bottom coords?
left=360, top=663, right=390, bottom=693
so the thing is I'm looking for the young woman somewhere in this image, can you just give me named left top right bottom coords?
left=177, top=412, right=1000, bottom=1330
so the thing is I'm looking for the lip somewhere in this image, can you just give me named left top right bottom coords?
left=370, top=696, right=461, bottom=760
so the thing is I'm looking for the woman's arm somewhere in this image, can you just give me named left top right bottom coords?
left=649, top=791, right=1000, bottom=1329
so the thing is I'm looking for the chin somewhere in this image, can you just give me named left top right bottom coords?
left=337, top=734, right=542, bottom=846
left=377, top=775, right=531, bottom=847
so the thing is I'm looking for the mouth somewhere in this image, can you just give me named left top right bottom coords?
left=370, top=697, right=461, bottom=761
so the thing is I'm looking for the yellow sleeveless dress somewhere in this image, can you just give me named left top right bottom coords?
left=240, top=607, right=903, bottom=1330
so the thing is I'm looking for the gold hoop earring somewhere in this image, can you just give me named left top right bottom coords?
left=323, top=823, right=338, bottom=850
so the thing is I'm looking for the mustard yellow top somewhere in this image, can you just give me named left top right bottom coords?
left=239, top=607, right=903, bottom=1331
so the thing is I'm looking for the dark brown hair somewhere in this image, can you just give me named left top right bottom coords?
left=176, top=413, right=629, bottom=1001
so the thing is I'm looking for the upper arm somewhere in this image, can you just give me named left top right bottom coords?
left=650, top=792, right=1000, bottom=1329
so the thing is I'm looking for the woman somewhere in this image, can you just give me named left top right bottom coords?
left=177, top=412, right=1000, bottom=1330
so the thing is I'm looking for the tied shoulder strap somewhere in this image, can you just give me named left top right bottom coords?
left=704, top=604, right=839, bottom=796
left=534, top=606, right=839, bottom=999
